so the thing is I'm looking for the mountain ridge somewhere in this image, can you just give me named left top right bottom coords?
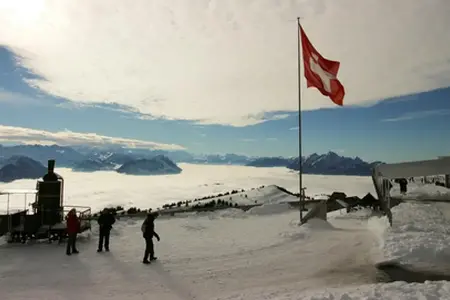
left=0, top=144, right=383, bottom=177
left=0, top=156, right=47, bottom=183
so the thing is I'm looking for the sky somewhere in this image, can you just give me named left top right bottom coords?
left=0, top=0, right=450, bottom=163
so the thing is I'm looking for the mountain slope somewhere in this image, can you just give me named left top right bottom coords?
left=0, top=144, right=384, bottom=176
left=0, top=144, right=85, bottom=167
left=72, top=159, right=116, bottom=172
left=116, top=155, right=182, bottom=175
left=0, top=156, right=47, bottom=182
left=246, top=157, right=293, bottom=167
left=286, top=152, right=381, bottom=176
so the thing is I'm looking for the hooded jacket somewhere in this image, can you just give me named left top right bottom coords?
left=141, top=214, right=160, bottom=240
left=66, top=210, right=80, bottom=234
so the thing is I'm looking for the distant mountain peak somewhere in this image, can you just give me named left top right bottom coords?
left=0, top=156, right=47, bottom=183
left=0, top=144, right=384, bottom=177
left=287, top=152, right=381, bottom=176
left=116, top=156, right=182, bottom=175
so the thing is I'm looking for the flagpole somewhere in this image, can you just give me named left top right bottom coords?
left=297, top=17, right=304, bottom=224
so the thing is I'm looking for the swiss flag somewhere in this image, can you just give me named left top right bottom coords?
left=300, top=25, right=345, bottom=106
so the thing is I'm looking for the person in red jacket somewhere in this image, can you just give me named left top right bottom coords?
left=66, top=208, right=80, bottom=255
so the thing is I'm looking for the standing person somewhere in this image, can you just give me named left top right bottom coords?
left=66, top=208, right=80, bottom=256
left=399, top=178, right=408, bottom=195
left=141, top=212, right=160, bottom=264
left=97, top=208, right=116, bottom=252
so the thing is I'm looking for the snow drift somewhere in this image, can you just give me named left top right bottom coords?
left=369, top=201, right=450, bottom=268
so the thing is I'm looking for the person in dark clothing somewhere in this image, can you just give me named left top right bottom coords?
left=66, top=208, right=80, bottom=255
left=141, top=212, right=160, bottom=264
left=399, top=178, right=408, bottom=194
left=97, top=208, right=116, bottom=252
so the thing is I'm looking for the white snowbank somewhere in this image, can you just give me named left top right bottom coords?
left=391, top=182, right=450, bottom=200
left=302, top=218, right=336, bottom=230
left=369, top=202, right=450, bottom=266
left=193, top=184, right=298, bottom=208
left=246, top=203, right=292, bottom=215
left=215, top=281, right=450, bottom=300
left=331, top=207, right=382, bottom=221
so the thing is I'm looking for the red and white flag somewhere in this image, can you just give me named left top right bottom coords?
left=300, top=25, right=345, bottom=106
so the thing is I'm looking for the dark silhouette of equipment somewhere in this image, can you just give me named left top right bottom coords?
left=36, top=160, right=64, bottom=226
left=0, top=160, right=91, bottom=244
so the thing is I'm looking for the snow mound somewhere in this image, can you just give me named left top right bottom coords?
left=222, top=281, right=450, bottom=300
left=303, top=218, right=335, bottom=230
left=180, top=208, right=247, bottom=220
left=195, top=184, right=298, bottom=208
left=210, top=208, right=247, bottom=219
left=246, top=203, right=292, bottom=216
left=391, top=182, right=450, bottom=200
left=369, top=202, right=450, bottom=266
left=333, top=207, right=378, bottom=220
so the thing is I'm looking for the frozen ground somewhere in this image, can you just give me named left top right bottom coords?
left=1, top=198, right=450, bottom=300
left=0, top=207, right=381, bottom=300
left=1, top=171, right=450, bottom=299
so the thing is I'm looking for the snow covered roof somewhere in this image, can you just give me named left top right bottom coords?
left=0, top=189, right=38, bottom=195
left=375, top=157, right=450, bottom=179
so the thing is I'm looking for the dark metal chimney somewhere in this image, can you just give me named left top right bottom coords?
left=48, top=159, right=55, bottom=173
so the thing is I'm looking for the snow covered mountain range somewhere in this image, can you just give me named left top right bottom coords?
left=0, top=144, right=382, bottom=177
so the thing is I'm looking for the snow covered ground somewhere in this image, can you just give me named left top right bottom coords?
left=2, top=201, right=450, bottom=300
left=0, top=199, right=449, bottom=299
left=0, top=207, right=380, bottom=300
left=1, top=167, right=450, bottom=299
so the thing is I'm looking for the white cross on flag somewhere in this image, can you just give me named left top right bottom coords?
left=300, top=25, right=345, bottom=106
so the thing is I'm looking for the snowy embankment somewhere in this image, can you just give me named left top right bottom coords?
left=188, top=184, right=299, bottom=207
left=369, top=183, right=450, bottom=266
left=369, top=201, right=450, bottom=267
left=391, top=182, right=450, bottom=201
left=236, top=281, right=450, bottom=300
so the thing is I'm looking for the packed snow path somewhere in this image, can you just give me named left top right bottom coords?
left=0, top=209, right=379, bottom=300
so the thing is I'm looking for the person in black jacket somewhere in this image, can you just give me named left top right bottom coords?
left=141, top=212, right=160, bottom=264
left=398, top=178, right=408, bottom=195
left=97, top=208, right=116, bottom=252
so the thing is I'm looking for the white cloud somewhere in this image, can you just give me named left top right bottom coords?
left=240, top=138, right=256, bottom=142
left=268, top=114, right=291, bottom=121
left=1, top=0, right=450, bottom=126
left=289, top=127, right=299, bottom=131
left=0, top=125, right=185, bottom=150
left=0, top=90, right=41, bottom=106
left=266, top=137, right=278, bottom=141
left=381, top=109, right=450, bottom=122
